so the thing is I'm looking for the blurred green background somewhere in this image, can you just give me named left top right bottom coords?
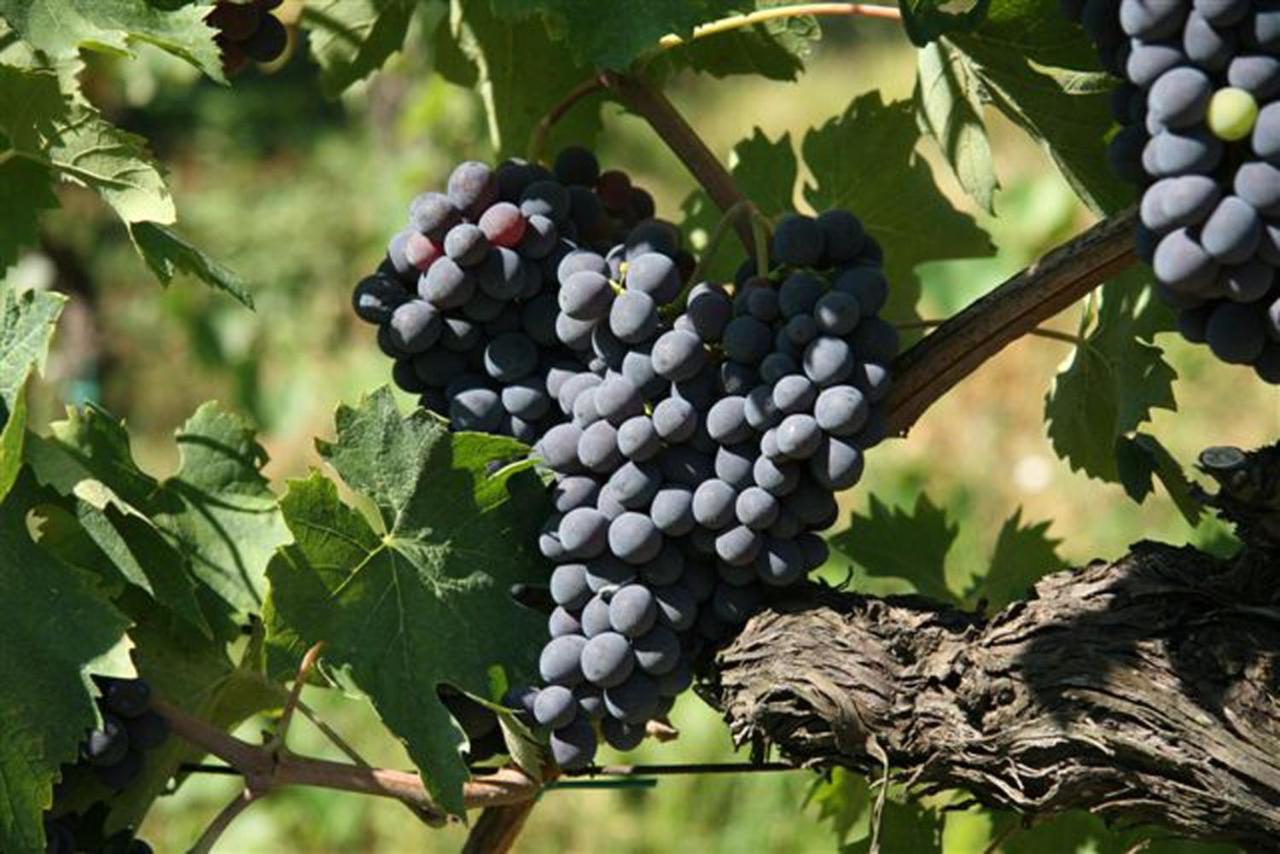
left=9, top=5, right=1278, bottom=852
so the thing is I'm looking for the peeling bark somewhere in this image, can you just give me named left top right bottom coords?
left=708, top=449, right=1280, bottom=848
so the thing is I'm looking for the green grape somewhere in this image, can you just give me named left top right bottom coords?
left=1207, top=87, right=1259, bottom=142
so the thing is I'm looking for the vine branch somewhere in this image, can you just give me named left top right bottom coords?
left=603, top=71, right=757, bottom=255
left=886, top=207, right=1138, bottom=436
left=657, top=2, right=902, bottom=49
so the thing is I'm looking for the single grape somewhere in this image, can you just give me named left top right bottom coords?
left=607, top=461, right=663, bottom=509
left=778, top=272, right=825, bottom=317
left=722, top=316, right=773, bottom=364
left=776, top=414, right=822, bottom=459
left=559, top=508, right=610, bottom=559
left=1205, top=301, right=1267, bottom=364
left=352, top=275, right=408, bottom=325
left=450, top=388, right=503, bottom=433
left=478, top=201, right=527, bottom=247
left=809, top=435, right=865, bottom=491
left=686, top=282, right=734, bottom=341
left=610, top=290, right=659, bottom=344
left=520, top=180, right=570, bottom=223
left=549, top=606, right=583, bottom=637
left=602, top=717, right=648, bottom=751
left=1229, top=54, right=1280, bottom=100
left=540, top=634, right=589, bottom=686
left=1200, top=196, right=1261, bottom=264
left=626, top=253, right=682, bottom=305
left=580, top=631, right=635, bottom=688
left=550, top=716, right=596, bottom=769
left=609, top=513, right=663, bottom=564
left=554, top=146, right=600, bottom=187
left=773, top=374, right=818, bottom=414
left=534, top=685, right=578, bottom=728
left=581, top=595, right=613, bottom=637
left=803, top=337, right=855, bottom=386
left=772, top=214, right=825, bottom=267
left=755, top=537, right=807, bottom=586
left=650, top=487, right=696, bottom=536
left=817, top=209, right=865, bottom=263
left=447, top=161, right=498, bottom=218
left=550, top=563, right=592, bottom=609
left=603, top=673, right=660, bottom=724
left=609, top=585, right=658, bottom=637
left=693, top=479, right=738, bottom=530
left=617, top=415, right=661, bottom=461
left=651, top=329, right=707, bottom=381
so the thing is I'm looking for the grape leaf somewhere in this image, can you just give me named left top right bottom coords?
left=0, top=471, right=131, bottom=854
left=26, top=402, right=288, bottom=620
left=302, top=0, right=419, bottom=98
left=1116, top=432, right=1202, bottom=527
left=0, top=283, right=65, bottom=501
left=0, top=0, right=225, bottom=82
left=264, top=388, right=551, bottom=815
left=49, top=105, right=175, bottom=225
left=915, top=39, right=998, bottom=213
left=828, top=493, right=959, bottom=604
left=0, top=63, right=68, bottom=152
left=948, top=0, right=1128, bottom=214
left=128, top=222, right=253, bottom=307
left=0, top=157, right=59, bottom=272
left=487, top=0, right=720, bottom=71
left=899, top=0, right=991, bottom=47
left=844, top=795, right=942, bottom=853
left=808, top=768, right=872, bottom=846
left=803, top=92, right=995, bottom=322
left=434, top=0, right=604, bottom=158
left=965, top=508, right=1065, bottom=610
left=1045, top=276, right=1177, bottom=482
left=654, top=1, right=817, bottom=82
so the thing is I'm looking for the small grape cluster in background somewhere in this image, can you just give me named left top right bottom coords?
left=43, top=677, right=168, bottom=854
left=351, top=150, right=895, bottom=770
left=1067, top=0, right=1280, bottom=380
left=206, top=0, right=289, bottom=75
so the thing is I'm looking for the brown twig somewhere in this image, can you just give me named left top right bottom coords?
left=526, top=75, right=610, bottom=163
left=886, top=207, right=1137, bottom=435
left=603, top=71, right=756, bottom=254
left=268, top=641, right=324, bottom=752
left=188, top=789, right=261, bottom=854
left=152, top=698, right=538, bottom=831
left=657, top=2, right=901, bottom=50
left=462, top=800, right=540, bottom=854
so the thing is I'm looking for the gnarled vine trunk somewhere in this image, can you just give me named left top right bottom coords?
left=707, top=449, right=1280, bottom=849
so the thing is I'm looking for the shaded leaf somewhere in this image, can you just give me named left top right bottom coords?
left=966, top=508, right=1065, bottom=610
left=1045, top=276, right=1177, bottom=482
left=948, top=0, right=1127, bottom=213
left=0, top=472, right=130, bottom=853
left=435, top=0, right=603, bottom=158
left=1116, top=432, right=1202, bottom=526
left=302, top=0, right=419, bottom=98
left=0, top=0, right=224, bottom=81
left=803, top=91, right=995, bottom=321
left=265, top=387, right=551, bottom=815
left=49, top=106, right=175, bottom=225
left=899, top=0, right=991, bottom=47
left=915, top=39, right=998, bottom=212
left=128, top=222, right=253, bottom=307
left=829, top=493, right=959, bottom=604
left=0, top=157, right=59, bottom=272
left=0, top=283, right=64, bottom=502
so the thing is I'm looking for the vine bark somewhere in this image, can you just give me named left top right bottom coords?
left=706, top=448, right=1280, bottom=848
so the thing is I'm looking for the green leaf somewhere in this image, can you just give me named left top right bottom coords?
left=48, top=105, right=175, bottom=225
left=26, top=401, right=288, bottom=620
left=0, top=64, right=68, bottom=151
left=828, top=493, right=959, bottom=604
left=302, top=0, right=419, bottom=98
left=915, top=39, right=998, bottom=213
left=487, top=0, right=720, bottom=71
left=265, top=388, right=551, bottom=815
left=0, top=471, right=131, bottom=853
left=0, top=282, right=65, bottom=413
left=966, top=508, right=1065, bottom=610
left=899, top=0, right=991, bottom=47
left=803, top=92, right=995, bottom=322
left=1045, top=277, right=1177, bottom=482
left=808, top=768, right=872, bottom=846
left=0, top=156, right=59, bottom=271
left=435, top=0, right=604, bottom=158
left=128, top=222, right=253, bottom=307
left=655, top=1, right=817, bottom=82
left=0, top=0, right=225, bottom=81
left=948, top=0, right=1128, bottom=214
left=1116, top=432, right=1202, bottom=527
left=844, top=794, right=942, bottom=853
left=0, top=282, right=65, bottom=501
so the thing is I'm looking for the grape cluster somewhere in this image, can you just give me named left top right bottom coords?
left=44, top=677, right=168, bottom=853
left=517, top=209, right=895, bottom=768
left=1065, top=0, right=1280, bottom=380
left=350, top=148, right=671, bottom=443
left=206, top=0, right=288, bottom=76
left=353, top=151, right=894, bottom=770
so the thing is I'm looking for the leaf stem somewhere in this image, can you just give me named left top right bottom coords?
left=526, top=75, right=610, bottom=163
left=602, top=72, right=755, bottom=255
left=188, top=789, right=261, bottom=854
left=657, top=2, right=901, bottom=50
left=898, top=319, right=1082, bottom=345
